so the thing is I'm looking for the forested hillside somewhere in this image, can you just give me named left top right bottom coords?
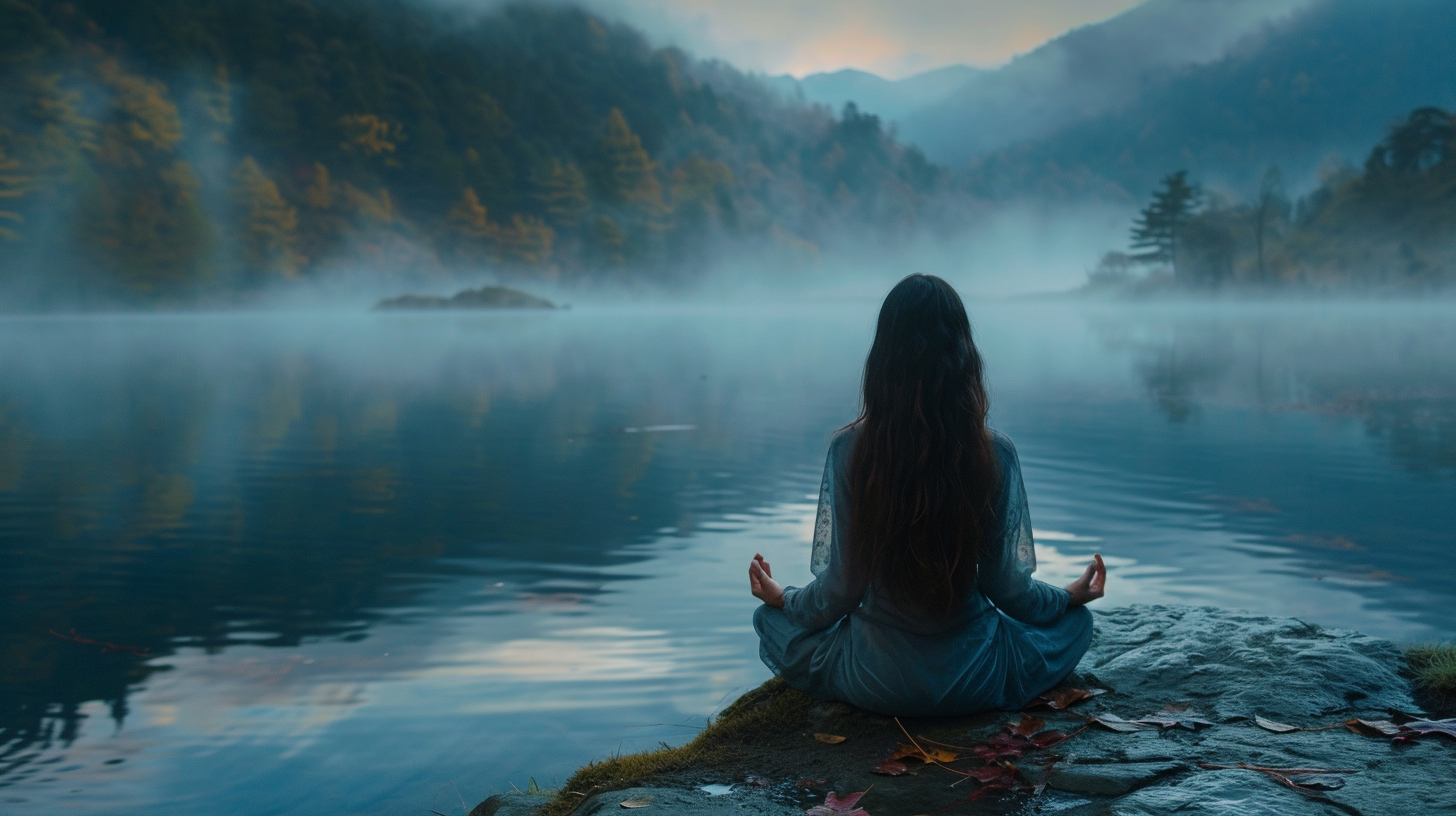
left=0, top=0, right=947, bottom=305
left=1088, top=106, right=1456, bottom=292
left=966, top=0, right=1456, bottom=201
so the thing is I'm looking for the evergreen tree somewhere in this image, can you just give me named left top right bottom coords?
left=532, top=160, right=591, bottom=229
left=1254, top=167, right=1284, bottom=283
left=1131, top=170, right=1202, bottom=281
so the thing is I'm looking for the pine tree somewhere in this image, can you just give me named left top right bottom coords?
left=1130, top=170, right=1202, bottom=281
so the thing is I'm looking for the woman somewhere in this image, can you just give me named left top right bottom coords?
left=748, top=274, right=1106, bottom=717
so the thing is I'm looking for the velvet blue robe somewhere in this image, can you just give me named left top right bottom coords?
left=754, top=427, right=1093, bottom=717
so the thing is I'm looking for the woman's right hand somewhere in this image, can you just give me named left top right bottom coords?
left=749, top=553, right=785, bottom=608
left=1065, top=553, right=1106, bottom=606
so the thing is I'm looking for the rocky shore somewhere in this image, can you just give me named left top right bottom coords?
left=472, top=606, right=1453, bottom=816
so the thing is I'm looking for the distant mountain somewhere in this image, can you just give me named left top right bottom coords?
left=900, top=0, right=1315, bottom=165
left=966, top=0, right=1456, bottom=201
left=782, top=65, right=983, bottom=124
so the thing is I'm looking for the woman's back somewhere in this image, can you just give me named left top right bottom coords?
left=747, top=274, right=1107, bottom=717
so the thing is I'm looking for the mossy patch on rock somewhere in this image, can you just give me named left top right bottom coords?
left=1406, top=643, right=1456, bottom=713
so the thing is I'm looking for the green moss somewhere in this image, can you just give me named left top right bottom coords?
left=537, top=679, right=812, bottom=816
left=1406, top=643, right=1456, bottom=709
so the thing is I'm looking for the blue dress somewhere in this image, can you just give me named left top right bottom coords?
left=754, top=427, right=1093, bottom=717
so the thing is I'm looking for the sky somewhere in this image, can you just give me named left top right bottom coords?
left=528, top=0, right=1151, bottom=78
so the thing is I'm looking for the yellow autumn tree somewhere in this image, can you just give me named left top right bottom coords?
left=494, top=214, right=555, bottom=270
left=600, top=108, right=662, bottom=209
left=231, top=157, right=300, bottom=278
left=339, top=114, right=405, bottom=157
left=75, top=61, right=211, bottom=290
left=447, top=187, right=554, bottom=270
left=0, top=142, right=27, bottom=241
left=533, top=159, right=591, bottom=229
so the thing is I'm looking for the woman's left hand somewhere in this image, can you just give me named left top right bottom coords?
left=749, top=553, right=784, bottom=608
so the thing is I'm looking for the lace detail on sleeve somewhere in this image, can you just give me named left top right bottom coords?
left=810, top=455, right=833, bottom=577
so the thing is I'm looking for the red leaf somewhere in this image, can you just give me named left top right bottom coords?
left=1030, top=730, right=1071, bottom=748
left=871, top=761, right=909, bottom=776
left=823, top=791, right=865, bottom=811
left=1011, top=714, right=1045, bottom=736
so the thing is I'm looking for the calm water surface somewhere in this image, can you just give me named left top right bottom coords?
left=2, top=301, right=1454, bottom=814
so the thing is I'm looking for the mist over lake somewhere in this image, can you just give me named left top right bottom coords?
left=2, top=300, right=1453, bottom=814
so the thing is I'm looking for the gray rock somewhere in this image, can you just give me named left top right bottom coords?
left=1046, top=761, right=1185, bottom=796
left=468, top=791, right=549, bottom=816
left=570, top=785, right=801, bottom=816
left=1086, top=606, right=1413, bottom=721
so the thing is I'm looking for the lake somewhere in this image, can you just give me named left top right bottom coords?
left=2, top=300, right=1454, bottom=815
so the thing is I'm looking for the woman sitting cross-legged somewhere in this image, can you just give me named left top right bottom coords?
left=749, top=274, right=1106, bottom=717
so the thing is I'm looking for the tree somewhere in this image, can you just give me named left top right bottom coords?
left=1130, top=170, right=1202, bottom=282
left=1365, top=107, right=1455, bottom=176
left=231, top=157, right=300, bottom=278
left=0, top=142, right=27, bottom=241
left=599, top=108, right=662, bottom=209
left=1254, top=167, right=1284, bottom=283
left=532, top=160, right=591, bottom=229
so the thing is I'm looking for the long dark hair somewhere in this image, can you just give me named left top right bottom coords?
left=847, top=274, right=999, bottom=619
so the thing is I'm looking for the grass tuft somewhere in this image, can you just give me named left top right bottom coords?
left=1406, top=643, right=1456, bottom=710
left=536, top=678, right=811, bottom=816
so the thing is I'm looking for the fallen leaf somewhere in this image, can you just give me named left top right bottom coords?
left=1134, top=708, right=1213, bottom=730
left=1344, top=718, right=1401, bottom=738
left=1393, top=718, right=1456, bottom=741
left=1028, top=688, right=1096, bottom=710
left=619, top=796, right=653, bottom=808
left=813, top=733, right=848, bottom=744
left=806, top=790, right=871, bottom=816
left=888, top=743, right=958, bottom=764
left=1254, top=716, right=1301, bottom=734
left=1011, top=714, right=1045, bottom=736
left=1090, top=714, right=1145, bottom=733
left=961, top=766, right=1016, bottom=783
left=1030, top=730, right=1071, bottom=748
left=871, top=761, right=909, bottom=776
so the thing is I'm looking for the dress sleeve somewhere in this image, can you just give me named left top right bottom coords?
left=780, top=434, right=869, bottom=631
left=978, top=435, right=1071, bottom=625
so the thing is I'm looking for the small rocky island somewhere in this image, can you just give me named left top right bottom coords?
left=374, top=285, right=559, bottom=311
left=473, top=606, right=1454, bottom=816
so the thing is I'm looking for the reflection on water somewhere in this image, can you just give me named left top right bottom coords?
left=0, top=302, right=1454, bottom=815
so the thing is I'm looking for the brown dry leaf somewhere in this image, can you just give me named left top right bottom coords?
left=871, top=761, right=910, bottom=776
left=1393, top=718, right=1456, bottom=742
left=1011, top=714, right=1046, bottom=736
left=813, top=733, right=848, bottom=744
left=1028, top=688, right=1096, bottom=710
left=619, top=796, right=653, bottom=808
left=1344, top=718, right=1401, bottom=738
left=888, top=742, right=958, bottom=764
left=1254, top=716, right=1300, bottom=734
